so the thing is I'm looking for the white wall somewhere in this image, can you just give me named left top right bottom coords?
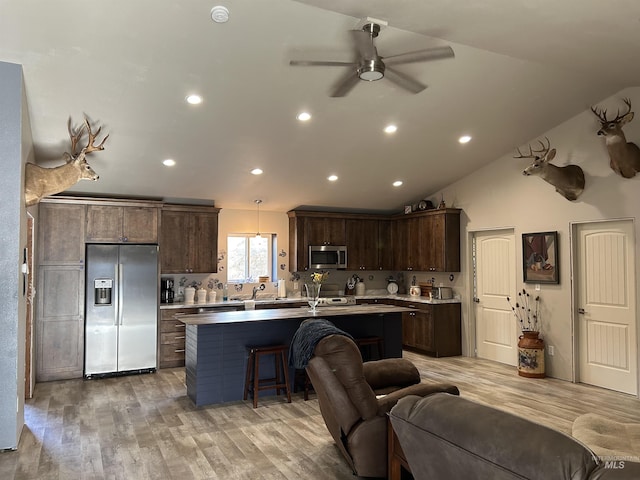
left=0, top=61, right=30, bottom=449
left=424, top=87, right=640, bottom=382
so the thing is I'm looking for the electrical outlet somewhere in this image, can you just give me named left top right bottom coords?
left=535, top=283, right=541, bottom=291
left=548, top=345, right=555, bottom=356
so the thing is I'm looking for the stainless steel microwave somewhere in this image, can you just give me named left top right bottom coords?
left=309, top=245, right=347, bottom=269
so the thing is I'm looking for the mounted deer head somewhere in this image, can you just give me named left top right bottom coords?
left=25, top=117, right=109, bottom=206
left=591, top=97, right=640, bottom=178
left=514, top=137, right=585, bottom=201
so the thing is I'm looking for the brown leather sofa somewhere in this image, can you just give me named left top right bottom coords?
left=306, top=334, right=459, bottom=478
left=389, top=393, right=640, bottom=479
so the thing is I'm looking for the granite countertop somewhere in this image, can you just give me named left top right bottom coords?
left=176, top=304, right=413, bottom=326
left=161, top=293, right=461, bottom=310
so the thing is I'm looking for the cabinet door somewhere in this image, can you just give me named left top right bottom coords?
left=346, top=219, right=378, bottom=270
left=160, top=210, right=192, bottom=273
left=289, top=216, right=308, bottom=271
left=123, top=207, right=158, bottom=243
left=36, top=265, right=84, bottom=381
left=306, top=217, right=328, bottom=246
left=392, top=218, right=410, bottom=270
left=39, top=203, right=85, bottom=264
left=413, top=307, right=435, bottom=352
left=377, top=220, right=393, bottom=270
left=191, top=212, right=218, bottom=273
left=86, top=205, right=124, bottom=242
left=326, top=218, right=346, bottom=245
left=401, top=311, right=416, bottom=348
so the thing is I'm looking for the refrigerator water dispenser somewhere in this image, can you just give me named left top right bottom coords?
left=94, top=278, right=113, bottom=305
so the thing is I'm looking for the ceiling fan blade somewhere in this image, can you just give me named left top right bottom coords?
left=290, top=60, right=357, bottom=67
left=384, top=67, right=427, bottom=94
left=349, top=29, right=376, bottom=59
left=383, top=46, right=454, bottom=66
left=330, top=70, right=361, bottom=97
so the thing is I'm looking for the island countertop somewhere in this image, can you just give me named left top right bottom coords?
left=176, top=304, right=413, bottom=325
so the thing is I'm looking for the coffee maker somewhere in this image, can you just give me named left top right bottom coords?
left=160, top=277, right=175, bottom=304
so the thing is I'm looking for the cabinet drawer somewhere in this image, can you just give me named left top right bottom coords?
left=160, top=344, right=185, bottom=366
left=161, top=331, right=186, bottom=346
left=161, top=319, right=186, bottom=333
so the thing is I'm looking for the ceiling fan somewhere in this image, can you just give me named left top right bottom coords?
left=289, top=22, right=455, bottom=97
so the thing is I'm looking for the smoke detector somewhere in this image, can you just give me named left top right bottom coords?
left=211, top=6, right=230, bottom=23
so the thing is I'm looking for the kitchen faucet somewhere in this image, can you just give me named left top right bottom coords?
left=252, top=283, right=265, bottom=299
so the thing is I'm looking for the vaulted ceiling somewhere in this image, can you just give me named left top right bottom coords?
left=2, top=1, right=639, bottom=213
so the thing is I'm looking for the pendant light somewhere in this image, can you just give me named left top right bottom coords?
left=255, top=199, right=262, bottom=238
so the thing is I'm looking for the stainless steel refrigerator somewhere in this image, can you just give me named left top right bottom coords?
left=85, top=244, right=158, bottom=377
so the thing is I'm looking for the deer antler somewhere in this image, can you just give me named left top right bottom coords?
left=531, top=137, right=551, bottom=159
left=515, top=137, right=551, bottom=160
left=591, top=98, right=633, bottom=124
left=591, top=105, right=609, bottom=123
left=67, top=117, right=87, bottom=157
left=82, top=118, right=109, bottom=154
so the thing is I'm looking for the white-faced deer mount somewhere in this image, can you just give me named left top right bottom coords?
left=25, top=117, right=109, bottom=206
left=591, top=98, right=640, bottom=178
left=514, top=137, right=585, bottom=201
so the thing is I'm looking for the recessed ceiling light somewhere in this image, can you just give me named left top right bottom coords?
left=251, top=168, right=263, bottom=175
left=458, top=135, right=472, bottom=144
left=186, top=94, right=202, bottom=105
left=384, top=124, right=398, bottom=134
left=327, top=175, right=338, bottom=182
left=297, top=112, right=311, bottom=122
left=163, top=159, right=176, bottom=167
left=211, top=6, right=230, bottom=23
left=393, top=180, right=403, bottom=187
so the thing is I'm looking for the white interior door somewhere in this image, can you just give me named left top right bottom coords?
left=576, top=220, right=637, bottom=395
left=474, top=229, right=517, bottom=365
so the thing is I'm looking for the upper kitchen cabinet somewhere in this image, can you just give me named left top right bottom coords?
left=38, top=201, right=86, bottom=265
left=393, top=209, right=461, bottom=272
left=346, top=218, right=381, bottom=270
left=306, top=216, right=346, bottom=246
left=160, top=205, right=220, bottom=273
left=86, top=203, right=159, bottom=243
left=377, top=219, right=394, bottom=271
left=288, top=211, right=347, bottom=271
left=422, top=210, right=460, bottom=272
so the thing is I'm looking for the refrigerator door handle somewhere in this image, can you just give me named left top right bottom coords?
left=118, top=264, right=124, bottom=325
left=113, top=264, right=119, bottom=326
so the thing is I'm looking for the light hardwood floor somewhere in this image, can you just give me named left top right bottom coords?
left=1, top=354, right=639, bottom=479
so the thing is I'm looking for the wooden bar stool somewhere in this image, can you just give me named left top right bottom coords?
left=243, top=344, right=292, bottom=408
left=355, top=336, right=385, bottom=361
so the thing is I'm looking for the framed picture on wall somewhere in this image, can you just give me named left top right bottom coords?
left=522, top=231, right=559, bottom=284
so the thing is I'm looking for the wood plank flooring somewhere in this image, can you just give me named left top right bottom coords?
left=1, top=354, right=639, bottom=479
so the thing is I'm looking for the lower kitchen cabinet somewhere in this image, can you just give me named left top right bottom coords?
left=399, top=301, right=461, bottom=357
left=160, top=308, right=194, bottom=368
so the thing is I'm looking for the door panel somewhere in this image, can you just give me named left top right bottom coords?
left=576, top=221, right=637, bottom=395
left=475, top=230, right=517, bottom=365
left=85, top=245, right=119, bottom=375
left=118, top=245, right=158, bottom=371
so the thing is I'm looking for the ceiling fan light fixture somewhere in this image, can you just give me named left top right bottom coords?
left=358, top=59, right=384, bottom=81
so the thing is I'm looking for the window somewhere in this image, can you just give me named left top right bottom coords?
left=227, top=234, right=275, bottom=282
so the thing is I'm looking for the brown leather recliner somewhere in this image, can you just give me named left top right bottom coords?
left=306, top=334, right=459, bottom=478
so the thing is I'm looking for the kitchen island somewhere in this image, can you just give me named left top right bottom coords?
left=177, top=305, right=410, bottom=406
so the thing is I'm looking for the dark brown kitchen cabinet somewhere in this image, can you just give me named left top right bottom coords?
left=288, top=212, right=346, bottom=271
left=421, top=211, right=460, bottom=272
left=399, top=301, right=461, bottom=357
left=346, top=218, right=379, bottom=270
left=86, top=204, right=159, bottom=243
left=38, top=202, right=86, bottom=265
left=377, top=219, right=394, bottom=270
left=306, top=216, right=346, bottom=246
left=36, top=200, right=86, bottom=381
left=159, top=308, right=194, bottom=368
left=160, top=205, right=220, bottom=274
left=393, top=209, right=460, bottom=272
